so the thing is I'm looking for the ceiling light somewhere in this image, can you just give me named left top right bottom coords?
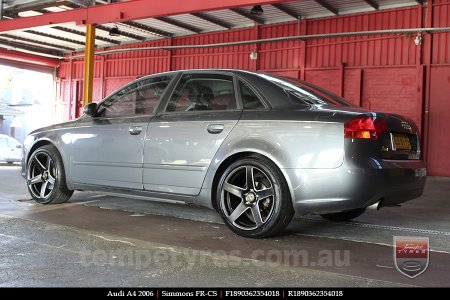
left=250, top=5, right=264, bottom=15
left=109, top=25, right=121, bottom=37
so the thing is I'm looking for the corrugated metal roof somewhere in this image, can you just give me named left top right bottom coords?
left=0, top=0, right=426, bottom=57
left=207, top=9, right=255, bottom=29
left=170, top=14, right=223, bottom=33
left=282, top=0, right=335, bottom=18
left=331, top=0, right=378, bottom=14
left=134, top=18, right=193, bottom=36
left=257, top=5, right=295, bottom=24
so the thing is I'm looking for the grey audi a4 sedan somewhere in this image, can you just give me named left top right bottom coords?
left=22, top=69, right=426, bottom=238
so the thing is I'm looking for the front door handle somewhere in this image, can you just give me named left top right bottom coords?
left=129, top=126, right=142, bottom=135
left=207, top=124, right=224, bottom=134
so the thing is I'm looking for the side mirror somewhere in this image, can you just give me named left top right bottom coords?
left=16, top=144, right=22, bottom=149
left=83, top=102, right=97, bottom=117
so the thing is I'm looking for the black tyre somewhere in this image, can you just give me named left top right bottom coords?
left=216, top=155, right=294, bottom=238
left=320, top=208, right=366, bottom=222
left=26, top=145, right=73, bottom=204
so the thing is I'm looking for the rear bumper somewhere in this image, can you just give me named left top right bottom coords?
left=284, top=159, right=426, bottom=215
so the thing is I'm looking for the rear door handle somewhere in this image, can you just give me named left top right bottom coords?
left=129, top=126, right=142, bottom=135
left=207, top=124, right=224, bottom=134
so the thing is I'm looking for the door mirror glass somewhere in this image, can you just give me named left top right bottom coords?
left=83, top=102, right=97, bottom=117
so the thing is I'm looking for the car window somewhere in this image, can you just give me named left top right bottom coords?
left=239, top=81, right=266, bottom=110
left=258, top=74, right=352, bottom=107
left=98, top=74, right=174, bottom=117
left=7, top=138, right=20, bottom=147
left=0, top=137, right=7, bottom=147
left=165, top=74, right=236, bottom=112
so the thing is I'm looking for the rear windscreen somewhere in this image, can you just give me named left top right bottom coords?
left=258, top=74, right=352, bottom=107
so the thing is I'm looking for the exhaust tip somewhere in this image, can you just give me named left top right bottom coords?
left=368, top=199, right=384, bottom=210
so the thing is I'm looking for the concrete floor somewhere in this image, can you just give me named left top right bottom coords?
left=0, top=165, right=449, bottom=287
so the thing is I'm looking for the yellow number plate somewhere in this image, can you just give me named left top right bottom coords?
left=392, top=133, right=412, bottom=150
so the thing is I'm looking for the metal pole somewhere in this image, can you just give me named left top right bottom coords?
left=83, top=24, right=96, bottom=106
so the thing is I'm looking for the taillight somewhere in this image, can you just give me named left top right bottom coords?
left=344, top=117, right=387, bottom=140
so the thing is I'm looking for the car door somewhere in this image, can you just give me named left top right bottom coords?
left=143, top=72, right=242, bottom=196
left=71, top=74, right=175, bottom=189
left=7, top=137, right=22, bottom=160
left=0, top=136, right=8, bottom=161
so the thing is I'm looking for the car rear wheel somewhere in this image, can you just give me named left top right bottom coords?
left=320, top=208, right=366, bottom=222
left=216, top=155, right=294, bottom=238
left=26, top=145, right=73, bottom=204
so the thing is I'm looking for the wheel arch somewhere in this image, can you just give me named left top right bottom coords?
left=26, top=139, right=55, bottom=165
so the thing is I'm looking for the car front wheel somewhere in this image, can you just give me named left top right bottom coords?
left=216, top=155, right=294, bottom=238
left=26, top=145, right=73, bottom=204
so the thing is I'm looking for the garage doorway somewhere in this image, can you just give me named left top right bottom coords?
left=0, top=65, right=56, bottom=143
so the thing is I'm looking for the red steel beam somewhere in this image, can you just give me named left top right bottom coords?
left=0, top=49, right=59, bottom=67
left=0, top=0, right=289, bottom=33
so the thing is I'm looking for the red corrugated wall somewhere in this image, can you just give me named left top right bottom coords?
left=427, top=0, right=450, bottom=176
left=57, top=1, right=450, bottom=176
